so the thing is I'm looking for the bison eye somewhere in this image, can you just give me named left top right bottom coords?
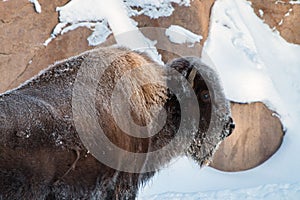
left=200, top=90, right=210, bottom=102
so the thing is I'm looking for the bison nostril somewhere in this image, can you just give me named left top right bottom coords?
left=230, top=123, right=235, bottom=130
left=224, top=117, right=235, bottom=138
left=226, top=122, right=235, bottom=137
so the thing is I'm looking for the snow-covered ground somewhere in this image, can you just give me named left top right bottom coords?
left=140, top=182, right=300, bottom=200
left=19, top=0, right=300, bottom=199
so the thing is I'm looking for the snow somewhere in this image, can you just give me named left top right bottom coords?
left=284, top=8, right=293, bottom=17
left=139, top=0, right=300, bottom=199
left=165, top=25, right=203, bottom=46
left=290, top=0, right=300, bottom=4
left=141, top=182, right=300, bottom=200
left=275, top=0, right=286, bottom=4
left=258, top=9, right=264, bottom=17
left=86, top=21, right=112, bottom=46
left=124, top=0, right=190, bottom=19
left=29, top=0, right=41, bottom=13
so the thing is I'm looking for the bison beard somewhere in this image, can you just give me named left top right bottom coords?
left=0, top=47, right=234, bottom=199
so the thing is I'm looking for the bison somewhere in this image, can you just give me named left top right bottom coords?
left=0, top=47, right=234, bottom=199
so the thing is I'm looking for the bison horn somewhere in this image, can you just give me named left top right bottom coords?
left=187, top=67, right=197, bottom=88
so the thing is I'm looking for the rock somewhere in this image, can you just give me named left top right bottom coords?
left=210, top=102, right=285, bottom=172
left=0, top=0, right=93, bottom=93
left=250, top=0, right=300, bottom=44
left=133, top=0, right=214, bottom=45
left=134, top=0, right=214, bottom=62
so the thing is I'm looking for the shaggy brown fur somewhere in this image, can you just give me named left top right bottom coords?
left=0, top=47, right=234, bottom=200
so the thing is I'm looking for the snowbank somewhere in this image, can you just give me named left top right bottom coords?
left=141, top=181, right=300, bottom=200
left=165, top=25, right=202, bottom=46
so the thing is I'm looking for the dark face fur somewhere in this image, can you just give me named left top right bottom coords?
left=168, top=58, right=235, bottom=166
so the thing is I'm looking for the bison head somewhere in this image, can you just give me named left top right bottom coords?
left=167, top=57, right=235, bottom=166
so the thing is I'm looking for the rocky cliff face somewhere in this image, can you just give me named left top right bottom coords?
left=251, top=0, right=300, bottom=45
left=0, top=0, right=92, bottom=93
left=1, top=0, right=298, bottom=171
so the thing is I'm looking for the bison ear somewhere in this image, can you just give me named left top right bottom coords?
left=166, top=58, right=191, bottom=75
